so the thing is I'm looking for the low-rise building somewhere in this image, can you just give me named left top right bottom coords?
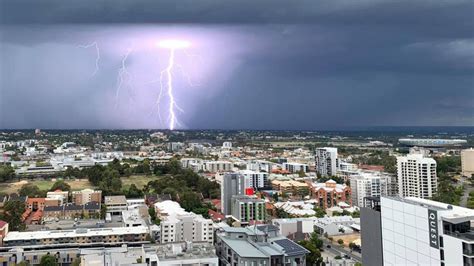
left=282, top=162, right=309, bottom=173
left=272, top=216, right=358, bottom=240
left=154, top=200, right=214, bottom=244
left=72, top=189, right=102, bottom=206
left=42, top=202, right=100, bottom=221
left=273, top=201, right=316, bottom=217
left=104, top=195, right=128, bottom=215
left=46, top=190, right=69, bottom=204
left=144, top=241, right=218, bottom=266
left=204, top=161, right=233, bottom=173
left=215, top=226, right=309, bottom=266
left=271, top=180, right=309, bottom=196
left=3, top=226, right=149, bottom=247
left=230, top=195, right=265, bottom=224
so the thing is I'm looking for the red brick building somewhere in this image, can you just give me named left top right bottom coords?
left=310, top=180, right=352, bottom=209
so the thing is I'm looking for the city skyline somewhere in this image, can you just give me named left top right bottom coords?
left=1, top=0, right=473, bottom=130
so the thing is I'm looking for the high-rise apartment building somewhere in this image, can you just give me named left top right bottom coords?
left=461, top=148, right=474, bottom=177
left=350, top=172, right=396, bottom=207
left=369, top=196, right=474, bottom=266
left=238, top=170, right=269, bottom=190
left=397, top=154, right=437, bottom=199
left=315, top=147, right=338, bottom=177
left=221, top=173, right=249, bottom=215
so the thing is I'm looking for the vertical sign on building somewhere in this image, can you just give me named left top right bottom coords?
left=428, top=209, right=439, bottom=249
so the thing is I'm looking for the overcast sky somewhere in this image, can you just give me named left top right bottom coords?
left=0, top=0, right=473, bottom=130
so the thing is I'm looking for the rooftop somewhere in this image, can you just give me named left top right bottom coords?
left=4, top=226, right=148, bottom=241
left=104, top=195, right=127, bottom=205
left=384, top=196, right=474, bottom=224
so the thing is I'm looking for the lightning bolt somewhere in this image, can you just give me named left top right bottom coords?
left=78, top=42, right=100, bottom=76
left=115, top=48, right=135, bottom=109
left=163, top=48, right=178, bottom=130
left=149, top=40, right=198, bottom=130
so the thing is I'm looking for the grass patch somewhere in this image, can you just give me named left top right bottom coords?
left=0, top=178, right=94, bottom=195
left=0, top=175, right=160, bottom=195
left=121, top=175, right=160, bottom=190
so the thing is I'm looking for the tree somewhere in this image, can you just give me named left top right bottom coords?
left=161, top=187, right=179, bottom=200
left=337, top=239, right=344, bottom=246
left=40, top=254, right=58, bottom=266
left=17, top=262, right=30, bottom=266
left=125, top=184, right=143, bottom=198
left=180, top=192, right=202, bottom=212
left=298, top=169, right=306, bottom=177
left=309, top=232, right=323, bottom=249
left=0, top=164, right=15, bottom=182
left=71, top=258, right=81, bottom=266
left=351, top=210, right=360, bottom=218
left=313, top=207, right=326, bottom=218
left=1, top=200, right=26, bottom=231
left=272, top=193, right=279, bottom=202
left=19, top=184, right=45, bottom=197
left=50, top=180, right=71, bottom=192
left=298, top=233, right=323, bottom=266
left=100, top=205, right=107, bottom=219
left=148, top=207, right=156, bottom=220
left=349, top=242, right=356, bottom=250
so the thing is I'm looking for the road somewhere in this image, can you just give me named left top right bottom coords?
left=322, top=238, right=362, bottom=263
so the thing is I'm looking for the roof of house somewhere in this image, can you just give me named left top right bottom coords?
left=0, top=220, right=8, bottom=228
left=84, top=201, right=100, bottom=210
left=27, top=198, right=46, bottom=204
left=64, top=204, right=83, bottom=211
left=44, top=205, right=63, bottom=212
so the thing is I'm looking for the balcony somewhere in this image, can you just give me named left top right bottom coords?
left=464, top=249, right=474, bottom=257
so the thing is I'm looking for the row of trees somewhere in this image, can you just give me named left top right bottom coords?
left=352, top=150, right=397, bottom=173
left=432, top=156, right=463, bottom=205
left=65, top=159, right=219, bottom=217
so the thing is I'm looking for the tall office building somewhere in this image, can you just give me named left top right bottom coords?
left=461, top=148, right=474, bottom=177
left=369, top=196, right=474, bottom=266
left=221, top=173, right=250, bottom=215
left=350, top=172, right=396, bottom=207
left=397, top=154, right=437, bottom=199
left=315, top=147, right=338, bottom=177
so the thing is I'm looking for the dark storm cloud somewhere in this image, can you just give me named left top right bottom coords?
left=0, top=0, right=473, bottom=129
left=1, top=0, right=473, bottom=29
